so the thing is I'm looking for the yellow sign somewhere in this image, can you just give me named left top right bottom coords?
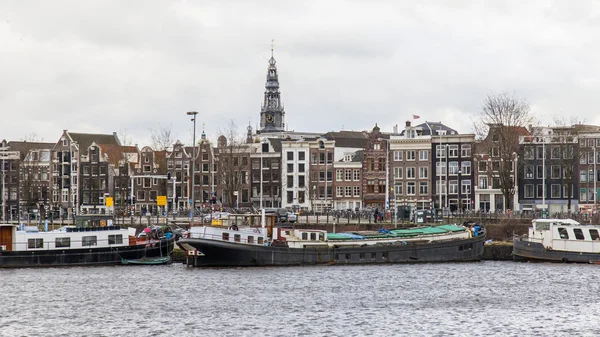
left=105, top=197, right=113, bottom=207
left=157, top=196, right=167, bottom=206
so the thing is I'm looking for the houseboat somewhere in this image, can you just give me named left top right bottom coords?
left=177, top=214, right=486, bottom=267
left=0, top=224, right=174, bottom=268
left=513, top=218, right=600, bottom=263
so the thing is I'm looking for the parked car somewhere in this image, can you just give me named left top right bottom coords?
left=287, top=212, right=297, bottom=223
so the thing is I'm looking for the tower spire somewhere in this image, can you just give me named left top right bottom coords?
left=271, top=39, right=275, bottom=58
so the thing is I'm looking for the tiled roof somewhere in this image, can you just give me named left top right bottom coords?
left=7, top=141, right=55, bottom=160
left=322, top=131, right=369, bottom=148
left=69, top=132, right=120, bottom=150
left=400, top=122, right=458, bottom=136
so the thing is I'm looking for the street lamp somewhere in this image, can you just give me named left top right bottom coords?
left=187, top=111, right=198, bottom=221
left=458, top=169, right=462, bottom=213
left=1, top=142, right=9, bottom=222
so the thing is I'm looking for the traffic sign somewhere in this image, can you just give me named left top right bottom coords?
left=157, top=196, right=167, bottom=206
left=105, top=197, right=113, bottom=207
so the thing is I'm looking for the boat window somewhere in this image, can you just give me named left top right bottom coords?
left=257, top=237, right=264, bottom=245
left=284, top=231, right=291, bottom=235
left=222, top=233, right=230, bottom=241
left=234, top=234, right=241, bottom=242
left=335, top=254, right=340, bottom=260
left=82, top=236, right=97, bottom=246
left=108, top=234, right=123, bottom=245
left=310, top=233, right=317, bottom=241
left=557, top=228, right=569, bottom=240
left=359, top=253, right=365, bottom=260
left=573, top=229, right=585, bottom=240
left=345, top=254, right=351, bottom=260
left=247, top=236, right=254, bottom=244
left=319, top=233, right=325, bottom=241
left=371, top=252, right=376, bottom=259
left=382, top=252, right=388, bottom=259
left=459, top=245, right=464, bottom=251
left=590, top=229, right=600, bottom=241
left=55, top=237, right=70, bottom=248
left=302, top=232, right=308, bottom=240
left=28, top=238, right=43, bottom=249
left=535, top=223, right=550, bottom=231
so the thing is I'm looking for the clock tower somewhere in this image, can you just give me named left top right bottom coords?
left=259, top=41, right=285, bottom=133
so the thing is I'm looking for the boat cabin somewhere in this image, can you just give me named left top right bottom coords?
left=528, top=219, right=600, bottom=253
left=0, top=223, right=137, bottom=252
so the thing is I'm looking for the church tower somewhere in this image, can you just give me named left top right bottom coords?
left=259, top=40, right=285, bottom=133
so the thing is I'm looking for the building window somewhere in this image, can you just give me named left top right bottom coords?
left=563, top=185, right=573, bottom=199
left=298, top=176, right=305, bottom=188
left=345, top=169, right=352, bottom=181
left=419, top=167, right=428, bottom=179
left=345, top=187, right=352, bottom=197
left=108, top=235, right=123, bottom=245
left=394, top=167, right=403, bottom=179
left=287, top=151, right=294, bottom=161
left=580, top=170, right=587, bottom=183
left=461, top=162, right=471, bottom=175
left=82, top=236, right=97, bottom=246
left=353, top=186, right=360, bottom=196
left=449, top=162, right=458, bottom=175
left=537, top=185, right=544, bottom=198
left=448, top=145, right=459, bottom=158
left=436, top=145, right=446, bottom=158
left=461, top=145, right=471, bottom=157
left=551, top=166, right=561, bottom=179
left=28, top=238, right=43, bottom=249
left=55, top=237, right=70, bottom=248
left=419, top=151, right=428, bottom=161
left=394, top=151, right=403, bottom=161
left=287, top=191, right=293, bottom=204
left=353, top=169, right=360, bottom=181
left=394, top=183, right=402, bottom=195
left=287, top=164, right=293, bottom=173
left=336, top=169, right=343, bottom=181
left=298, top=164, right=305, bottom=173
left=437, top=181, right=447, bottom=194
left=336, top=186, right=343, bottom=197
left=524, top=146, right=534, bottom=159
left=524, top=184, right=534, bottom=198
left=449, top=180, right=458, bottom=194
left=406, top=167, right=415, bottom=179
left=406, top=182, right=416, bottom=195
left=419, top=182, right=428, bottom=195
left=479, top=176, right=488, bottom=189
left=461, top=180, right=471, bottom=194
left=436, top=162, right=446, bottom=176
left=298, top=152, right=305, bottom=161
left=373, top=143, right=381, bottom=150
left=406, top=151, right=416, bottom=161
left=525, top=166, right=534, bottom=179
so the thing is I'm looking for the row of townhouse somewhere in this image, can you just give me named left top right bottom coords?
left=8, top=122, right=600, bottom=221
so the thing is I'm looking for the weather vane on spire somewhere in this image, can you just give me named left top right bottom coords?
left=271, top=39, right=275, bottom=57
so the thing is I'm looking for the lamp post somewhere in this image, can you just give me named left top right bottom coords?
left=458, top=169, right=462, bottom=213
left=187, top=111, right=198, bottom=221
left=594, top=146, right=597, bottom=213
left=260, top=141, right=265, bottom=209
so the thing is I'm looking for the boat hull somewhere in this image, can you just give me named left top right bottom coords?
left=0, top=238, right=175, bottom=268
left=513, top=238, right=600, bottom=263
left=177, top=235, right=486, bottom=267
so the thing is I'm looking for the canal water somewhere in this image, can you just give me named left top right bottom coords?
left=1, top=261, right=599, bottom=337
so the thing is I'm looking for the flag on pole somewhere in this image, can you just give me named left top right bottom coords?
left=413, top=114, right=420, bottom=119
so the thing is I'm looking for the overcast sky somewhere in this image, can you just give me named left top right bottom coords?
left=2, top=0, right=600, bottom=146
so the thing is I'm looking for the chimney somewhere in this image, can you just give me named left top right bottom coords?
left=393, top=125, right=398, bottom=134
left=405, top=121, right=411, bottom=127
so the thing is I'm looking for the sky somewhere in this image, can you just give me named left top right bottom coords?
left=2, top=0, right=600, bottom=146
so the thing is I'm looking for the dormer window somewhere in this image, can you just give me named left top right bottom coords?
left=318, top=141, right=325, bottom=149
left=373, top=143, right=381, bottom=150
left=62, top=139, right=68, bottom=146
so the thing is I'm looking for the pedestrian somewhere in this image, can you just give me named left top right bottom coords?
left=374, top=208, right=379, bottom=223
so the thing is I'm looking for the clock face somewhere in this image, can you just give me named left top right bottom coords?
left=266, top=114, right=274, bottom=123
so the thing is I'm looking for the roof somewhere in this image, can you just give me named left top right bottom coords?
left=68, top=132, right=120, bottom=150
left=267, top=138, right=282, bottom=152
left=7, top=141, right=55, bottom=160
left=351, top=150, right=364, bottom=162
left=400, top=121, right=458, bottom=136
left=322, top=131, right=369, bottom=148
left=97, top=144, right=139, bottom=166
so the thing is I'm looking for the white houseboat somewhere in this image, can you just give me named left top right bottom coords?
left=513, top=218, right=600, bottom=263
left=0, top=224, right=174, bottom=267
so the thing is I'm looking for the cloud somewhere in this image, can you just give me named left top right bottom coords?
left=1, top=0, right=599, bottom=145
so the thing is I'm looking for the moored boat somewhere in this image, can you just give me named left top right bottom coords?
left=513, top=218, right=600, bottom=263
left=177, top=218, right=485, bottom=267
left=0, top=224, right=175, bottom=268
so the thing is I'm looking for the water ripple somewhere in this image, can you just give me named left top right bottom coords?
left=1, top=262, right=600, bottom=336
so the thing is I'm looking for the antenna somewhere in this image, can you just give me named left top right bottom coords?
left=271, top=39, right=275, bottom=57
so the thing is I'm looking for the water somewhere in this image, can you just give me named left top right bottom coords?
left=1, top=261, right=599, bottom=337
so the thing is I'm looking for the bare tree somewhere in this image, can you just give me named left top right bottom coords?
left=149, top=123, right=174, bottom=151
left=117, top=128, right=133, bottom=147
left=473, top=92, right=535, bottom=210
left=551, top=118, right=586, bottom=211
left=216, top=120, right=249, bottom=208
